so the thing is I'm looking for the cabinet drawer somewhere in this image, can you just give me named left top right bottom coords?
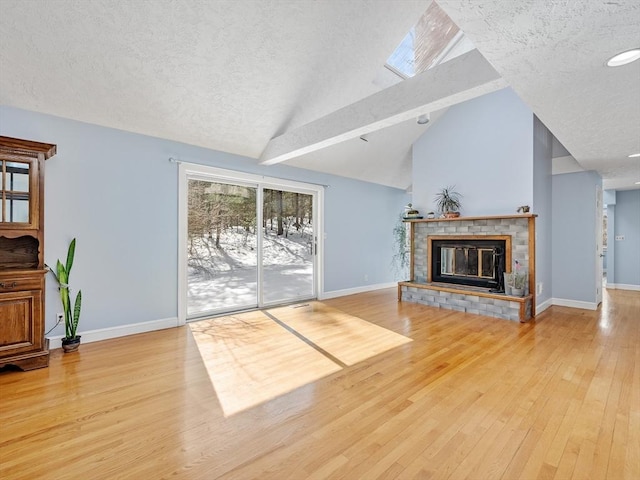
left=0, top=275, right=43, bottom=291
left=0, top=289, right=43, bottom=353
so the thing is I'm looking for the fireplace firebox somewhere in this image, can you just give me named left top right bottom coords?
left=428, top=236, right=511, bottom=289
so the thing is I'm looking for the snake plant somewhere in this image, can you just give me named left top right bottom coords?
left=50, top=239, right=82, bottom=340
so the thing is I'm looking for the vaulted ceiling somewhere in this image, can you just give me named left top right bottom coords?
left=1, top=0, right=638, bottom=190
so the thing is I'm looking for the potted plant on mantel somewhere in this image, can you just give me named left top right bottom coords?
left=49, top=239, right=82, bottom=353
left=434, top=186, right=463, bottom=218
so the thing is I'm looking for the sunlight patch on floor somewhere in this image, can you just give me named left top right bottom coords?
left=190, top=310, right=341, bottom=416
left=268, top=302, right=413, bottom=366
left=190, top=304, right=412, bottom=417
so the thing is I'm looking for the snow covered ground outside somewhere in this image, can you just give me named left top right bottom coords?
left=187, top=227, right=314, bottom=316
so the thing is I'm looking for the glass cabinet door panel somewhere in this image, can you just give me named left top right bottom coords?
left=5, top=196, right=30, bottom=223
left=6, top=162, right=30, bottom=192
left=1, top=159, right=33, bottom=225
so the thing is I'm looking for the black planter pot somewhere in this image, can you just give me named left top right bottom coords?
left=61, top=336, right=81, bottom=353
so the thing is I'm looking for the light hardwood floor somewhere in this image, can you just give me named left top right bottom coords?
left=1, top=288, right=638, bottom=479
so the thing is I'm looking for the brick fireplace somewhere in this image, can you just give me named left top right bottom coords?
left=398, top=214, right=536, bottom=322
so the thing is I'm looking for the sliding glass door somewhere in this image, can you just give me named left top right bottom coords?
left=262, top=189, right=315, bottom=304
left=187, top=180, right=258, bottom=317
left=181, top=165, right=321, bottom=320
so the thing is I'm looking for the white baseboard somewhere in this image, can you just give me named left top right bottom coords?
left=320, top=282, right=397, bottom=300
left=536, top=298, right=553, bottom=314
left=46, top=317, right=178, bottom=350
left=607, top=283, right=640, bottom=291
left=551, top=298, right=598, bottom=311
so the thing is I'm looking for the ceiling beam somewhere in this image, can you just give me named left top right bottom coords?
left=260, top=49, right=507, bottom=166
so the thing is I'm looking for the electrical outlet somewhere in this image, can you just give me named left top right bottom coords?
left=615, top=235, right=625, bottom=241
left=537, top=282, right=543, bottom=295
left=364, top=274, right=369, bottom=282
left=56, top=313, right=64, bottom=323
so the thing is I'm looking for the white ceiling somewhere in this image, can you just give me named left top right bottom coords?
left=1, top=0, right=639, bottom=190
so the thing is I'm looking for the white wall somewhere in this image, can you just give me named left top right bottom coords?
left=532, top=116, right=553, bottom=309
left=551, top=170, right=602, bottom=307
left=0, top=106, right=408, bottom=336
left=412, top=87, right=534, bottom=216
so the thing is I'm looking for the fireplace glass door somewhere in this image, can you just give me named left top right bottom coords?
left=441, top=247, right=495, bottom=279
left=432, top=238, right=508, bottom=289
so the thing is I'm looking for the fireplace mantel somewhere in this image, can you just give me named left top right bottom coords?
left=404, top=213, right=537, bottom=223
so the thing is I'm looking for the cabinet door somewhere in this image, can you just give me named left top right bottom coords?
left=0, top=155, right=39, bottom=229
left=0, top=290, right=43, bottom=356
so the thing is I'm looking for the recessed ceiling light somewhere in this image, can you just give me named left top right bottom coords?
left=606, top=48, right=640, bottom=67
left=629, top=153, right=640, bottom=158
left=635, top=181, right=640, bottom=185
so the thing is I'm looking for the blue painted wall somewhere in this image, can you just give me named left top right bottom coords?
left=323, top=175, right=410, bottom=290
left=551, top=170, right=602, bottom=304
left=532, top=116, right=553, bottom=308
left=412, top=87, right=534, bottom=216
left=0, top=106, right=407, bottom=333
left=604, top=190, right=616, bottom=205
left=613, top=189, right=640, bottom=287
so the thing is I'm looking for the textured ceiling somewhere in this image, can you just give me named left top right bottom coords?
left=0, top=0, right=428, bottom=159
left=1, top=0, right=639, bottom=190
left=438, top=0, right=640, bottom=190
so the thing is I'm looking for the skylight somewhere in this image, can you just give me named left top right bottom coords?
left=385, top=1, right=474, bottom=79
left=387, top=29, right=418, bottom=78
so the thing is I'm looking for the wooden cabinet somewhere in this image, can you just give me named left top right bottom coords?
left=0, top=136, right=56, bottom=371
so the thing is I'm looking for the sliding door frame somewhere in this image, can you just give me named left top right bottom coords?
left=178, top=163, right=324, bottom=325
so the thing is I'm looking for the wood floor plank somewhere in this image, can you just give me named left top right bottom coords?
left=625, top=340, right=640, bottom=479
left=0, top=287, right=638, bottom=479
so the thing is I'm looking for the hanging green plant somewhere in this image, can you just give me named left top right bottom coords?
left=392, top=213, right=410, bottom=278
